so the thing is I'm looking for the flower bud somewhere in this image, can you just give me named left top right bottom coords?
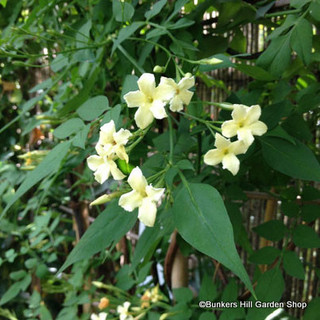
left=153, top=65, right=165, bottom=73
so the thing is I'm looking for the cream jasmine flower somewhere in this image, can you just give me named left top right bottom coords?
left=96, top=120, right=132, bottom=163
left=117, top=301, right=134, bottom=320
left=87, top=154, right=125, bottom=183
left=90, top=312, right=108, bottom=320
left=221, top=104, right=268, bottom=146
left=124, top=73, right=174, bottom=129
left=119, top=167, right=165, bottom=227
left=204, top=133, right=248, bottom=175
left=159, top=76, right=195, bottom=112
left=87, top=121, right=131, bottom=183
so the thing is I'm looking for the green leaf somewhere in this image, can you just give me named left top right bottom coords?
left=301, top=204, right=320, bottom=222
left=198, top=273, right=218, bottom=302
left=304, top=297, right=320, bottom=320
left=290, top=18, right=312, bottom=65
left=173, top=288, right=193, bottom=303
left=283, top=251, right=305, bottom=279
left=230, top=30, right=247, bottom=53
left=0, top=0, right=7, bottom=7
left=101, top=104, right=122, bottom=128
left=253, top=220, right=287, bottom=241
left=121, top=75, right=139, bottom=102
left=145, top=0, right=167, bottom=20
left=112, top=22, right=144, bottom=54
left=173, top=182, right=255, bottom=296
left=77, top=96, right=110, bottom=121
left=167, top=18, right=195, bottom=30
left=235, top=64, right=276, bottom=81
left=146, top=27, right=168, bottom=39
left=113, top=0, right=134, bottom=22
left=257, top=36, right=291, bottom=77
left=247, top=269, right=284, bottom=320
left=264, top=126, right=296, bottom=145
left=166, top=0, right=189, bottom=22
left=72, top=124, right=90, bottom=149
left=0, top=275, right=31, bottom=305
left=261, top=136, right=320, bottom=182
left=1, top=141, right=71, bottom=220
left=292, top=225, right=320, bottom=248
left=53, top=118, right=85, bottom=139
left=310, top=1, right=320, bottom=21
left=281, top=201, right=300, bottom=218
left=260, top=101, right=293, bottom=129
left=249, top=247, right=281, bottom=264
left=58, top=201, right=137, bottom=272
left=199, top=313, right=216, bottom=320
left=51, top=54, right=69, bottom=72
left=291, top=0, right=310, bottom=8
left=29, top=78, right=53, bottom=93
left=58, top=65, right=100, bottom=116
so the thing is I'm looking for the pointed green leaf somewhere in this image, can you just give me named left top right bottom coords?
left=283, top=251, right=305, bottom=279
left=173, top=182, right=255, bottom=296
left=261, top=136, right=320, bottom=181
left=53, top=118, right=85, bottom=139
left=1, top=141, right=71, bottom=220
left=77, top=96, right=110, bottom=121
left=58, top=201, right=137, bottom=273
left=290, top=18, right=312, bottom=65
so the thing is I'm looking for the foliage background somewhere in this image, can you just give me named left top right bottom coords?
left=0, top=0, right=320, bottom=319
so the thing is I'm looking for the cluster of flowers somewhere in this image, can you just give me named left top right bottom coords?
left=87, top=73, right=195, bottom=227
left=87, top=72, right=268, bottom=227
left=90, top=287, right=163, bottom=320
left=204, top=104, right=268, bottom=175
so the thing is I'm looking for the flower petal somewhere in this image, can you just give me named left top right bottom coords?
left=99, top=121, right=115, bottom=145
left=87, top=155, right=104, bottom=171
left=119, top=190, right=143, bottom=212
left=115, top=145, right=129, bottom=162
left=237, top=128, right=255, bottom=146
left=146, top=185, right=165, bottom=202
left=204, top=149, right=224, bottom=166
left=113, top=128, right=132, bottom=146
left=138, top=73, right=156, bottom=97
left=155, top=82, right=175, bottom=101
left=249, top=121, right=268, bottom=136
left=214, top=133, right=231, bottom=149
left=138, top=197, right=157, bottom=227
left=128, top=167, right=147, bottom=193
left=124, top=90, right=145, bottom=108
left=169, top=95, right=184, bottom=112
left=246, top=105, right=261, bottom=124
left=228, top=140, right=248, bottom=155
left=150, top=100, right=167, bottom=119
left=178, top=76, right=195, bottom=90
left=221, top=120, right=238, bottom=138
left=231, top=104, right=247, bottom=121
left=222, top=153, right=240, bottom=175
left=94, top=163, right=110, bottom=184
left=179, top=90, right=193, bottom=106
left=135, top=106, right=154, bottom=129
left=108, top=159, right=126, bottom=180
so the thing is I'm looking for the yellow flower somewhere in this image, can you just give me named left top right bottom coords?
left=159, top=76, right=195, bottom=112
left=124, top=73, right=174, bottom=129
left=87, top=120, right=131, bottom=183
left=204, top=133, right=247, bottom=175
left=117, top=301, right=134, bottom=320
left=119, top=167, right=165, bottom=227
left=221, top=104, right=268, bottom=146
left=90, top=312, right=108, bottom=320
